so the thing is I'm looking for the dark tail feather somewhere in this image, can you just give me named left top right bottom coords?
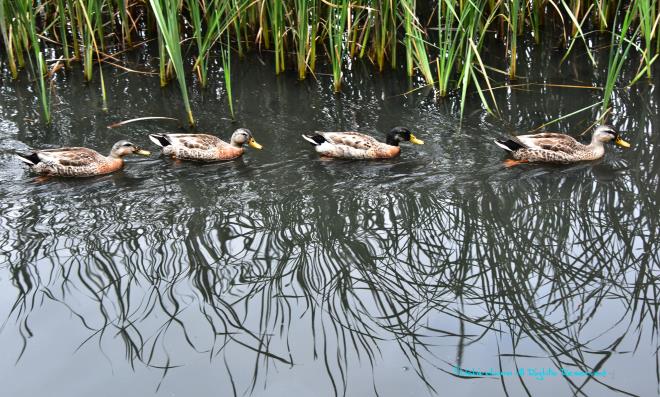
left=149, top=134, right=172, bottom=147
left=16, top=152, right=41, bottom=166
left=302, top=133, right=327, bottom=146
left=494, top=138, right=524, bottom=152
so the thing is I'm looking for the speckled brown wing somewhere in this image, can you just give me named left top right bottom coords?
left=316, top=132, right=398, bottom=159
left=30, top=147, right=118, bottom=176
left=321, top=132, right=382, bottom=149
left=513, top=148, right=576, bottom=163
left=168, top=134, right=227, bottom=150
left=163, top=133, right=242, bottom=161
left=37, top=147, right=105, bottom=167
left=518, top=133, right=581, bottom=152
left=513, top=134, right=590, bottom=162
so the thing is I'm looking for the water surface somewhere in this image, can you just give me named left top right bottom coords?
left=0, top=40, right=658, bottom=397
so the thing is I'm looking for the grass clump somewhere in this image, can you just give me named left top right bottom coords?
left=0, top=0, right=657, bottom=123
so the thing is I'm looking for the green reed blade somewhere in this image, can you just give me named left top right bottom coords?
left=327, top=0, right=349, bottom=92
left=221, top=31, right=234, bottom=119
left=602, top=2, right=639, bottom=114
left=149, top=0, right=195, bottom=125
left=78, top=0, right=108, bottom=111
left=56, top=0, right=71, bottom=67
left=15, top=0, right=50, bottom=123
left=0, top=0, right=18, bottom=78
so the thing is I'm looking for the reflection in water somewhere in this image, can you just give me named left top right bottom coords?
left=0, top=39, right=659, bottom=396
left=1, top=164, right=657, bottom=395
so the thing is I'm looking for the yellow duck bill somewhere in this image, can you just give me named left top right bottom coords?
left=410, top=134, right=424, bottom=145
left=615, top=137, right=630, bottom=148
left=248, top=138, right=263, bottom=150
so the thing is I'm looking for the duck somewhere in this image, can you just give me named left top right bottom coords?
left=148, top=128, right=262, bottom=161
left=16, top=140, right=151, bottom=177
left=494, top=124, right=630, bottom=164
left=301, top=126, right=424, bottom=159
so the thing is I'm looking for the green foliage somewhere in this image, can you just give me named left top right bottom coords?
left=0, top=0, right=656, bottom=123
left=149, top=0, right=195, bottom=125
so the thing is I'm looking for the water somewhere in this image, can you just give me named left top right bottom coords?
left=0, top=39, right=658, bottom=397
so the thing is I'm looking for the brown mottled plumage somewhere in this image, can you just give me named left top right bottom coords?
left=16, top=141, right=150, bottom=177
left=149, top=128, right=262, bottom=162
left=494, top=125, right=630, bottom=164
left=302, top=126, right=424, bottom=159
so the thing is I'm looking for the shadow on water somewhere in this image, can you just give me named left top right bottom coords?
left=0, top=37, right=659, bottom=397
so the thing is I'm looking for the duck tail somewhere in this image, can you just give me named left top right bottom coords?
left=302, top=133, right=326, bottom=146
left=149, top=134, right=171, bottom=148
left=494, top=138, right=524, bottom=152
left=16, top=152, right=40, bottom=166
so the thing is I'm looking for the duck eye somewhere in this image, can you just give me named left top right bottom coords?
left=122, top=143, right=132, bottom=147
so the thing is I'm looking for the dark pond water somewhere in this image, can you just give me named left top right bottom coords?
left=0, top=38, right=658, bottom=397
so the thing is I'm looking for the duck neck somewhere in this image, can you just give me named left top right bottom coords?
left=588, top=134, right=605, bottom=149
left=108, top=151, right=125, bottom=161
left=587, top=136, right=606, bottom=157
left=385, top=135, right=400, bottom=146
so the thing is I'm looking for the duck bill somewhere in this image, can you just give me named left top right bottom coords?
left=615, top=137, right=630, bottom=148
left=409, top=134, right=424, bottom=145
left=248, top=138, right=263, bottom=150
left=136, top=149, right=151, bottom=156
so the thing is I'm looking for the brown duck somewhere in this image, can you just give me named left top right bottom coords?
left=302, top=126, right=424, bottom=159
left=149, top=128, right=262, bottom=161
left=494, top=125, right=630, bottom=164
left=16, top=141, right=150, bottom=177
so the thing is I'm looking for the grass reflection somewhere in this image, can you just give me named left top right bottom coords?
left=1, top=160, right=657, bottom=396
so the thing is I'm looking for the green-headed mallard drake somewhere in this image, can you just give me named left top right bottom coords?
left=16, top=140, right=150, bottom=177
left=494, top=124, right=630, bottom=164
left=301, top=126, right=424, bottom=159
left=148, top=128, right=262, bottom=161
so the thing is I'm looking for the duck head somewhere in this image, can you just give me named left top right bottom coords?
left=385, top=126, right=424, bottom=146
left=230, top=128, right=263, bottom=149
left=592, top=125, right=630, bottom=148
left=110, top=140, right=151, bottom=158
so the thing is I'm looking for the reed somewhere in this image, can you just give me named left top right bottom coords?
left=327, top=0, right=348, bottom=92
left=401, top=0, right=434, bottom=85
left=0, top=0, right=657, bottom=123
left=0, top=0, right=18, bottom=78
left=221, top=31, right=235, bottom=119
left=373, top=0, right=396, bottom=72
left=149, top=0, right=195, bottom=125
left=294, top=0, right=311, bottom=79
left=267, top=0, right=285, bottom=74
left=56, top=0, right=71, bottom=67
left=187, top=0, right=207, bottom=86
left=436, top=0, right=470, bottom=97
left=78, top=0, right=108, bottom=111
left=15, top=0, right=51, bottom=122
left=601, top=2, right=639, bottom=114
left=505, top=0, right=522, bottom=79
left=636, top=0, right=660, bottom=79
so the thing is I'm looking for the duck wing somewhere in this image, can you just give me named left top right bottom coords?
left=165, top=134, right=227, bottom=150
left=516, top=133, right=581, bottom=153
left=319, top=132, right=381, bottom=150
left=36, top=147, right=105, bottom=167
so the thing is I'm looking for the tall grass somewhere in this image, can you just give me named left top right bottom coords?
left=401, top=0, right=434, bottom=85
left=15, top=0, right=51, bottom=123
left=0, top=0, right=18, bottom=78
left=326, top=0, right=348, bottom=92
left=149, top=0, right=195, bottom=126
left=221, top=31, right=234, bottom=119
left=601, top=2, right=639, bottom=114
left=0, top=0, right=655, bottom=123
